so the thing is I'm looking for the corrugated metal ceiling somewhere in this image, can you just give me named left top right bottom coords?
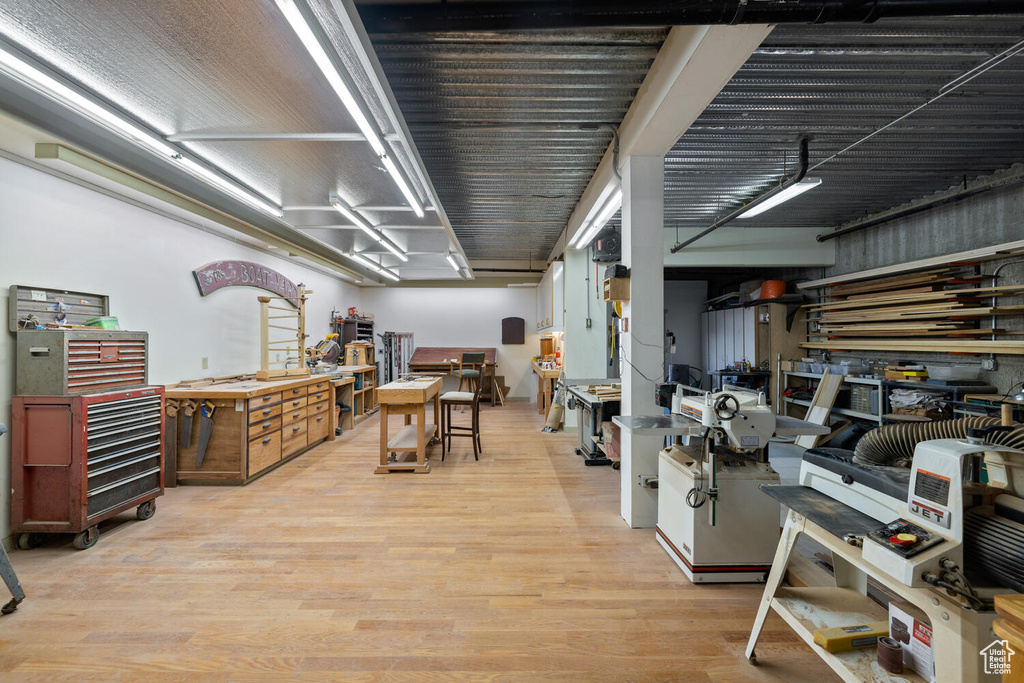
left=662, top=17, right=1024, bottom=237
left=365, top=27, right=668, bottom=261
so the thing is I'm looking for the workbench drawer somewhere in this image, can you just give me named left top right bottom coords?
left=248, top=432, right=281, bottom=476
left=247, top=416, right=281, bottom=440
left=282, top=421, right=307, bottom=456
left=307, top=412, right=329, bottom=442
left=248, top=402, right=282, bottom=423
left=253, top=392, right=282, bottom=407
left=308, top=400, right=329, bottom=418
left=285, top=385, right=306, bottom=400
left=308, top=379, right=329, bottom=394
left=282, top=406, right=308, bottom=426
left=283, top=396, right=306, bottom=411
left=308, top=390, right=328, bottom=404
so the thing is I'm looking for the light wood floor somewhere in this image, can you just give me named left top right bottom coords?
left=2, top=402, right=838, bottom=681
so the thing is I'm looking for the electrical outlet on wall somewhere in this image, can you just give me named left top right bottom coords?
left=201, top=357, right=208, bottom=369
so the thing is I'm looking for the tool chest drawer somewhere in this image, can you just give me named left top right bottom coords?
left=248, top=416, right=281, bottom=440
left=309, top=379, right=329, bottom=394
left=249, top=402, right=282, bottom=422
left=308, top=389, right=329, bottom=404
left=248, top=432, right=282, bottom=476
left=16, top=330, right=149, bottom=395
left=282, top=421, right=308, bottom=456
left=282, top=406, right=308, bottom=426
left=11, top=387, right=164, bottom=549
left=307, top=412, right=330, bottom=442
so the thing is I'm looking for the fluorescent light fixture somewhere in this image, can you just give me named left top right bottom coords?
left=176, top=158, right=284, bottom=217
left=0, top=42, right=283, bottom=217
left=737, top=178, right=822, bottom=218
left=348, top=251, right=400, bottom=281
left=276, top=0, right=424, bottom=217
left=329, top=193, right=408, bottom=262
left=574, top=188, right=622, bottom=250
left=445, top=251, right=460, bottom=272
left=380, top=153, right=425, bottom=218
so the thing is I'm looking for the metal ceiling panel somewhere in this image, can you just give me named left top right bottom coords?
left=664, top=17, right=1024, bottom=235
left=365, top=27, right=669, bottom=260
left=0, top=0, right=459, bottom=281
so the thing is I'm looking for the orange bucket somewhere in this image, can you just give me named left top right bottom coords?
left=761, top=280, right=786, bottom=299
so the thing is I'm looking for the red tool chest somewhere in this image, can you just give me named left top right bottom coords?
left=11, top=386, right=164, bottom=549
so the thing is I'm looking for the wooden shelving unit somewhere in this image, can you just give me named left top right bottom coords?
left=343, top=364, right=377, bottom=424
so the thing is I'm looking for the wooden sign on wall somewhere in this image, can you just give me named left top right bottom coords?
left=192, top=260, right=298, bottom=306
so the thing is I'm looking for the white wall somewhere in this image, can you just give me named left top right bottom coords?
left=0, top=156, right=360, bottom=539
left=664, top=281, right=708, bottom=380
left=360, top=286, right=540, bottom=400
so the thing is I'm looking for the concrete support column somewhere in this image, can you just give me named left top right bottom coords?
left=619, top=155, right=664, bottom=528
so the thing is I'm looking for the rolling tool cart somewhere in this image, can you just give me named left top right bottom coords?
left=11, top=387, right=165, bottom=549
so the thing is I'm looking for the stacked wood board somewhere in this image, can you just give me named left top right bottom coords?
left=801, top=266, right=1024, bottom=354
left=582, top=385, right=622, bottom=401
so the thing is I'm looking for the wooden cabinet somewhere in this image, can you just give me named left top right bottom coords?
left=168, top=376, right=332, bottom=485
left=341, top=364, right=377, bottom=425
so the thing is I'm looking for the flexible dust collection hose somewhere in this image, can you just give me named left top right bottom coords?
left=853, top=417, right=1024, bottom=467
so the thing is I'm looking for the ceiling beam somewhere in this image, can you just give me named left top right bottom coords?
left=357, top=0, right=1024, bottom=33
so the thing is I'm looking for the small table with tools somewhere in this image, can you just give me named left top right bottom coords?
left=532, top=362, right=561, bottom=415
left=375, top=376, right=442, bottom=474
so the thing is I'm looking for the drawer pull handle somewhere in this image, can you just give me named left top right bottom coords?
left=262, top=395, right=273, bottom=402
left=292, top=388, right=301, bottom=394
left=292, top=412, right=300, bottom=418
left=292, top=425, right=301, bottom=432
left=262, top=422, right=272, bottom=429
left=316, top=416, right=324, bottom=422
left=262, top=409, right=272, bottom=415
left=262, top=437, right=272, bottom=444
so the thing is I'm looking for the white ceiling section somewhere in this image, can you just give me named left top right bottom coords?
left=0, top=0, right=468, bottom=284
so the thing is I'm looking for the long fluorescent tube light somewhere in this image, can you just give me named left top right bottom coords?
left=737, top=178, right=822, bottom=218
left=330, top=193, right=408, bottom=262
left=0, top=43, right=283, bottom=217
left=276, top=0, right=424, bottom=217
left=380, top=154, right=425, bottom=219
left=574, top=188, right=622, bottom=250
left=348, top=251, right=400, bottom=281
left=445, top=251, right=460, bottom=272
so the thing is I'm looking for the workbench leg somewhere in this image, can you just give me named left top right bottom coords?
left=379, top=404, right=389, bottom=467
left=327, top=383, right=337, bottom=442
left=537, top=374, right=543, bottom=414
left=416, top=403, right=426, bottom=466
left=433, top=394, right=441, bottom=445
left=745, top=511, right=804, bottom=662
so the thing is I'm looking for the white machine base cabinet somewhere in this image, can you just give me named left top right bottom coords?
left=656, top=446, right=781, bottom=583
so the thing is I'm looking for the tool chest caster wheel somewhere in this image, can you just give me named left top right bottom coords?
left=136, top=501, right=156, bottom=520
left=73, top=527, right=99, bottom=550
left=17, top=533, right=40, bottom=550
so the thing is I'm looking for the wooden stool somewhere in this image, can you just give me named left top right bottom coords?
left=440, top=389, right=481, bottom=461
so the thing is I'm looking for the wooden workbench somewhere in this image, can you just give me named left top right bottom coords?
left=375, top=376, right=442, bottom=474
left=532, top=361, right=561, bottom=415
left=165, top=375, right=332, bottom=484
left=408, top=347, right=499, bottom=404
